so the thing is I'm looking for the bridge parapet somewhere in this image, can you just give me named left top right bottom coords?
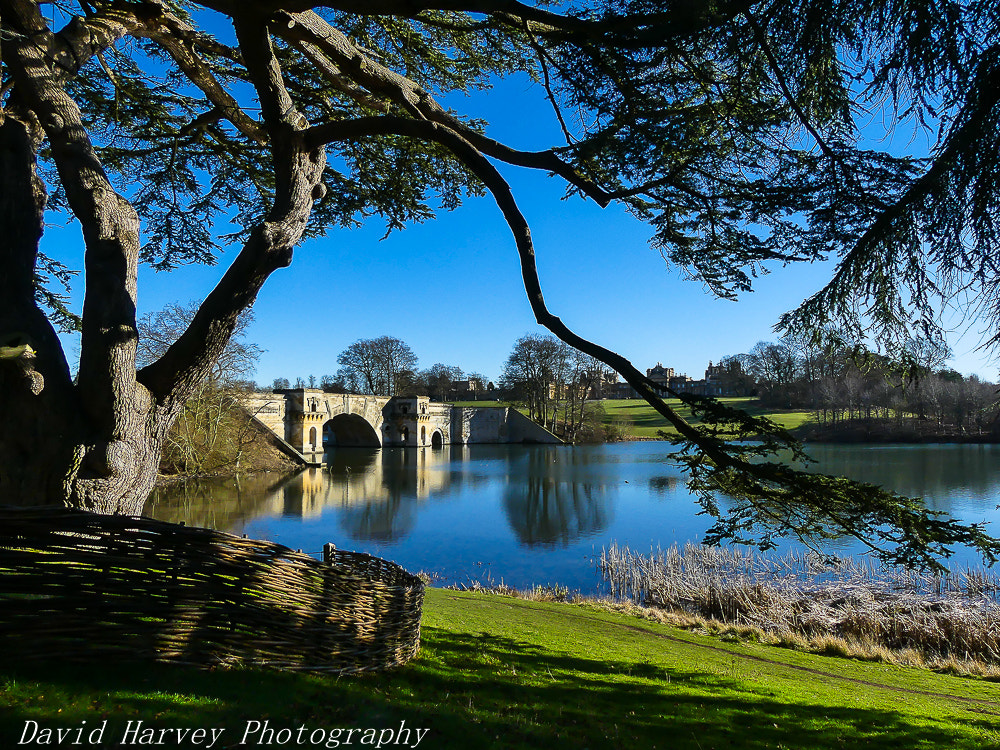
left=243, top=389, right=561, bottom=464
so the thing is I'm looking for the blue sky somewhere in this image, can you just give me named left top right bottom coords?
left=46, top=73, right=998, bottom=387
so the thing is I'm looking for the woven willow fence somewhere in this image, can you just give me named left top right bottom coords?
left=0, top=506, right=424, bottom=673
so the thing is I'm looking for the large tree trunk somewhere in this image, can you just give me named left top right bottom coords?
left=0, top=0, right=169, bottom=515
left=0, top=113, right=80, bottom=506
left=0, top=112, right=170, bottom=514
left=0, top=3, right=324, bottom=514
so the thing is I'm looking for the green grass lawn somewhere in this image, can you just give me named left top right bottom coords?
left=451, top=397, right=816, bottom=440
left=601, top=397, right=817, bottom=439
left=2, top=589, right=998, bottom=749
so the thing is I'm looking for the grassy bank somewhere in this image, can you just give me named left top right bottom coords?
left=598, top=397, right=816, bottom=439
left=3, top=588, right=999, bottom=749
left=600, top=542, right=1000, bottom=678
left=452, top=397, right=816, bottom=440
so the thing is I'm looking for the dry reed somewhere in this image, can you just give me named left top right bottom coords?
left=600, top=542, right=1000, bottom=675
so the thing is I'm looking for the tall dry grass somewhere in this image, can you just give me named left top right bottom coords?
left=599, top=542, right=1000, bottom=676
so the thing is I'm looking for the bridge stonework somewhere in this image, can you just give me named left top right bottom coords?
left=243, top=389, right=561, bottom=464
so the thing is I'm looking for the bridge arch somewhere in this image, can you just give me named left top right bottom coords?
left=323, top=414, right=381, bottom=448
left=241, top=388, right=563, bottom=464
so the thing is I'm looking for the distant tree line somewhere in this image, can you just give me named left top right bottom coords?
left=271, top=335, right=490, bottom=402
left=729, top=335, right=1000, bottom=436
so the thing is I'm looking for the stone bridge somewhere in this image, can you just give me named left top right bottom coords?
left=243, top=388, right=561, bottom=464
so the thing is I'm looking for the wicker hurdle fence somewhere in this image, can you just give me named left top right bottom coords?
left=0, top=506, right=425, bottom=673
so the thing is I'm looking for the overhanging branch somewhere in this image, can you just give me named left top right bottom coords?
left=197, top=0, right=760, bottom=48
left=306, top=112, right=1000, bottom=569
left=275, top=10, right=613, bottom=205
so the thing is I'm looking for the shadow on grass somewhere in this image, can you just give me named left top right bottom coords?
left=2, top=626, right=991, bottom=749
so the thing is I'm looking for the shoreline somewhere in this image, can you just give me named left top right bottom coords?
left=154, top=431, right=1000, bottom=484
left=794, top=423, right=1000, bottom=445
left=617, top=433, right=1000, bottom=445
left=154, top=465, right=299, bottom=488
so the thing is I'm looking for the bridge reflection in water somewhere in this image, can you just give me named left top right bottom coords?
left=145, top=445, right=621, bottom=549
left=145, top=442, right=1000, bottom=592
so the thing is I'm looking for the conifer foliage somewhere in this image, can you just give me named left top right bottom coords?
left=1, top=0, right=998, bottom=565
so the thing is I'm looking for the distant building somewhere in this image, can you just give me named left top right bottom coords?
left=580, top=368, right=620, bottom=400
left=606, top=381, right=639, bottom=399
left=448, top=378, right=484, bottom=401
left=646, top=363, right=675, bottom=392
left=640, top=360, right=750, bottom=397
left=705, top=359, right=754, bottom=396
left=599, top=359, right=753, bottom=400
left=669, top=374, right=702, bottom=392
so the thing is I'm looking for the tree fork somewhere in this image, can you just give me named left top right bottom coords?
left=140, top=12, right=327, bottom=402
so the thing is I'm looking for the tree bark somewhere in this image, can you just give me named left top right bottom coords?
left=0, top=110, right=169, bottom=513
left=0, top=112, right=83, bottom=506
left=0, top=2, right=324, bottom=514
left=1, top=0, right=171, bottom=514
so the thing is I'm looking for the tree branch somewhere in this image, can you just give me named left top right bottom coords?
left=45, top=7, right=141, bottom=84
left=524, top=23, right=576, bottom=146
left=199, top=0, right=759, bottom=48
left=305, top=114, right=676, bottom=398
left=275, top=9, right=613, bottom=205
left=306, top=112, right=1000, bottom=569
left=139, top=11, right=326, bottom=403
left=743, top=12, right=837, bottom=160
left=2, top=0, right=146, bottom=435
left=132, top=6, right=267, bottom=142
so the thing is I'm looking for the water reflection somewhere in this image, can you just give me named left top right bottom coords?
left=502, top=448, right=612, bottom=546
left=147, top=444, right=619, bottom=549
left=503, top=478, right=610, bottom=546
left=803, top=444, right=1000, bottom=519
left=147, top=472, right=292, bottom=532
left=494, top=446, right=613, bottom=547
left=264, top=448, right=455, bottom=542
left=144, top=442, right=1000, bottom=592
left=648, top=475, right=684, bottom=494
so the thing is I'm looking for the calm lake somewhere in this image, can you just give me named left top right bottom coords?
left=144, top=442, right=1000, bottom=594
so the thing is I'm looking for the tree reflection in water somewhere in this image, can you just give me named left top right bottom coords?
left=502, top=448, right=612, bottom=547
left=648, top=475, right=684, bottom=495
left=145, top=444, right=1000, bottom=590
left=144, top=472, right=292, bottom=532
